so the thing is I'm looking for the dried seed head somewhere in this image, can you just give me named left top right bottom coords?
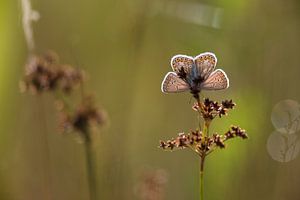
left=21, top=52, right=84, bottom=94
left=159, top=130, right=203, bottom=151
left=224, top=126, right=248, bottom=140
left=58, top=96, right=107, bottom=140
left=222, top=99, right=236, bottom=109
left=193, top=98, right=236, bottom=120
left=59, top=65, right=84, bottom=93
left=160, top=98, right=247, bottom=157
left=212, top=134, right=225, bottom=148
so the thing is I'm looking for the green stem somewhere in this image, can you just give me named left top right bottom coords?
left=200, top=117, right=210, bottom=200
left=38, top=96, right=53, bottom=200
left=202, top=122, right=207, bottom=137
left=195, top=94, right=210, bottom=200
left=196, top=96, right=202, bottom=130
left=84, top=135, right=97, bottom=200
left=203, top=121, right=211, bottom=137
left=200, top=155, right=205, bottom=200
left=78, top=76, right=98, bottom=200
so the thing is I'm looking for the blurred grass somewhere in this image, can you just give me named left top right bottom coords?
left=0, top=1, right=23, bottom=199
left=1, top=0, right=300, bottom=199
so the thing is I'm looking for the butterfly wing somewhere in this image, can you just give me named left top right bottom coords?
left=161, top=72, right=189, bottom=93
left=194, top=52, right=217, bottom=80
left=201, top=69, right=229, bottom=90
left=171, top=55, right=194, bottom=74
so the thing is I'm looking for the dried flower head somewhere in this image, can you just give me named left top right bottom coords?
left=193, top=98, right=236, bottom=120
left=59, top=64, right=84, bottom=93
left=59, top=96, right=107, bottom=141
left=160, top=131, right=226, bottom=154
left=211, top=134, right=225, bottom=148
left=160, top=98, right=247, bottom=156
left=160, top=125, right=247, bottom=155
left=20, top=52, right=84, bottom=94
left=224, top=125, right=248, bottom=140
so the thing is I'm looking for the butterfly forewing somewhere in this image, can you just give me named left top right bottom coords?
left=201, top=69, right=229, bottom=90
left=171, top=55, right=194, bottom=74
left=161, top=72, right=189, bottom=93
left=194, top=52, right=217, bottom=80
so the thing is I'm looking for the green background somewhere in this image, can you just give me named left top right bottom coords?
left=1, top=0, right=300, bottom=199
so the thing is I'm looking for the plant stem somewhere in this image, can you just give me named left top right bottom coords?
left=204, top=121, right=211, bottom=137
left=196, top=94, right=209, bottom=200
left=84, top=135, right=97, bottom=200
left=200, top=155, right=205, bottom=200
left=196, top=96, right=203, bottom=130
left=78, top=75, right=97, bottom=200
left=202, top=122, right=207, bottom=137
left=38, top=97, right=53, bottom=200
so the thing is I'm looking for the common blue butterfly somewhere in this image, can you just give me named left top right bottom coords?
left=161, top=52, right=229, bottom=96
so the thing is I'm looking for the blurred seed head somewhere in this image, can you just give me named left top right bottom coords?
left=135, top=169, right=168, bottom=200
left=59, top=95, right=107, bottom=141
left=20, top=51, right=84, bottom=94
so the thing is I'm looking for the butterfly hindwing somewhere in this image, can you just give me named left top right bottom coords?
left=171, top=55, right=194, bottom=74
left=201, top=69, right=229, bottom=90
left=161, top=72, right=189, bottom=93
left=194, top=52, right=217, bottom=80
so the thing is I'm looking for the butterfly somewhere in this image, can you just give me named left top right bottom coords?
left=161, top=52, right=229, bottom=96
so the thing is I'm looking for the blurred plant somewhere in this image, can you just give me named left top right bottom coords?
left=267, top=99, right=300, bottom=162
left=159, top=53, right=248, bottom=200
left=21, top=0, right=40, bottom=51
left=20, top=52, right=84, bottom=94
left=135, top=169, right=168, bottom=200
left=58, top=95, right=107, bottom=142
left=20, top=51, right=107, bottom=200
left=58, top=95, right=107, bottom=200
left=20, top=1, right=52, bottom=198
left=20, top=0, right=106, bottom=199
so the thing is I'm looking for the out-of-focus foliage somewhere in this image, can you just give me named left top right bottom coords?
left=1, top=0, right=300, bottom=199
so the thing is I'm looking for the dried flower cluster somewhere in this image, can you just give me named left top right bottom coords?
left=224, top=126, right=248, bottom=140
left=160, top=98, right=247, bottom=157
left=160, top=125, right=247, bottom=154
left=20, top=52, right=84, bottom=94
left=21, top=51, right=107, bottom=141
left=193, top=98, right=236, bottom=120
left=59, top=96, right=107, bottom=140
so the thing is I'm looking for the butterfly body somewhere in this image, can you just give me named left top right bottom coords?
left=161, top=52, right=229, bottom=95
